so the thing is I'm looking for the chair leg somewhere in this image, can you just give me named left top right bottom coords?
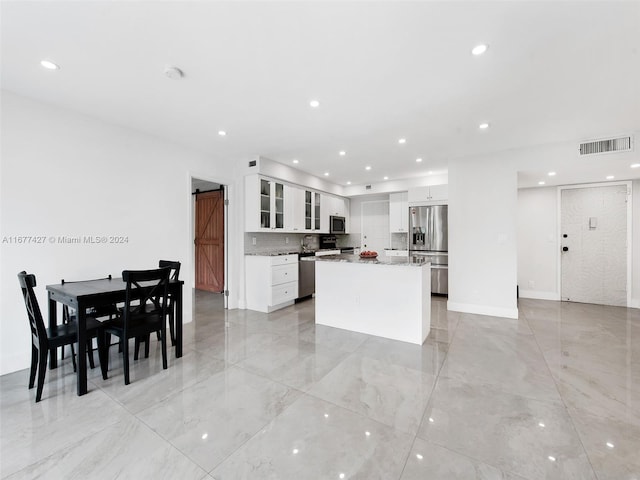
left=97, top=331, right=108, bottom=380
left=87, top=337, right=96, bottom=369
left=70, top=343, right=77, bottom=373
left=123, top=337, right=130, bottom=385
left=160, top=327, right=168, bottom=370
left=168, top=310, right=176, bottom=347
left=144, top=334, right=150, bottom=358
left=134, top=337, right=141, bottom=360
left=28, top=345, right=38, bottom=389
left=35, top=349, right=47, bottom=402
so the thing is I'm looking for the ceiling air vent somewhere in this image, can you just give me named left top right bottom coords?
left=579, top=136, right=632, bottom=156
left=248, top=160, right=257, bottom=167
left=365, top=185, right=372, bottom=190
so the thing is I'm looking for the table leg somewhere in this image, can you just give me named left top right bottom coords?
left=77, top=301, right=88, bottom=396
left=48, top=295, right=58, bottom=368
left=175, top=284, right=183, bottom=358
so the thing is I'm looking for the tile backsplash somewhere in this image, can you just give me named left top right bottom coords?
left=391, top=232, right=409, bottom=250
left=244, top=233, right=360, bottom=254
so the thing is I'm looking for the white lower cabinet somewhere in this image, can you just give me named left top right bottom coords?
left=245, top=254, right=299, bottom=313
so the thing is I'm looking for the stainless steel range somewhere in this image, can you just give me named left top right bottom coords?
left=409, top=205, right=448, bottom=295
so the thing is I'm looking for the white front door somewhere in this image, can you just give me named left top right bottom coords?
left=361, top=200, right=390, bottom=254
left=560, top=184, right=628, bottom=306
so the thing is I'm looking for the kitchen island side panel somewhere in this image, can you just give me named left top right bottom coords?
left=315, top=260, right=430, bottom=344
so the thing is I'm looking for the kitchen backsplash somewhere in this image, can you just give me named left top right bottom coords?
left=244, top=233, right=360, bottom=254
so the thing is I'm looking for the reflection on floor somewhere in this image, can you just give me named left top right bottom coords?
left=1, top=291, right=638, bottom=479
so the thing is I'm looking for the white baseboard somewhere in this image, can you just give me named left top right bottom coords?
left=447, top=301, right=519, bottom=319
left=519, top=290, right=561, bottom=301
left=630, top=298, right=640, bottom=309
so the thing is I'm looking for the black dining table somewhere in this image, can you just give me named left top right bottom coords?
left=46, top=276, right=184, bottom=396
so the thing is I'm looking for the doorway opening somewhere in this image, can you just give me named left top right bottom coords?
left=559, top=182, right=632, bottom=307
left=191, top=177, right=227, bottom=313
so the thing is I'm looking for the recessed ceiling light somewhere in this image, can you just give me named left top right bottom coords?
left=324, top=172, right=329, bottom=176
left=339, top=151, right=346, bottom=156
left=606, top=175, right=615, bottom=180
left=548, top=172, right=556, bottom=176
left=346, top=181, right=352, bottom=185
left=472, top=44, right=488, bottom=56
left=606, top=442, right=615, bottom=449
left=416, top=158, right=423, bottom=163
left=538, top=181, right=546, bottom=185
left=40, top=60, right=59, bottom=70
left=398, top=138, right=406, bottom=144
left=292, top=159, right=299, bottom=164
left=309, top=100, right=320, bottom=108
left=548, top=456, right=556, bottom=462
left=218, top=130, right=226, bottom=136
left=416, top=454, right=424, bottom=460
left=479, top=123, right=490, bottom=129
left=631, top=163, right=640, bottom=168
left=383, top=176, right=389, bottom=180
left=365, top=166, right=372, bottom=171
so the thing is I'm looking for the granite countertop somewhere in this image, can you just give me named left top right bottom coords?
left=302, top=253, right=430, bottom=267
left=245, top=247, right=360, bottom=257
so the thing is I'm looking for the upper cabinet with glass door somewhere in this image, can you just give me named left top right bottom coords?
left=246, top=175, right=287, bottom=232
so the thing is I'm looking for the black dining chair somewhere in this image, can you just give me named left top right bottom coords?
left=134, top=260, right=181, bottom=359
left=103, top=267, right=171, bottom=385
left=17, top=271, right=107, bottom=402
left=60, top=275, right=118, bottom=369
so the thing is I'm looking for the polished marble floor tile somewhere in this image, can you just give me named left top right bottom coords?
left=237, top=335, right=349, bottom=391
left=136, top=365, right=302, bottom=472
left=211, top=394, right=413, bottom=479
left=0, top=367, right=131, bottom=478
left=308, top=352, right=437, bottom=435
left=569, top=408, right=640, bottom=480
left=5, top=416, right=209, bottom=480
left=2, top=292, right=638, bottom=480
left=440, top=323, right=562, bottom=402
left=400, top=437, right=527, bottom=480
left=417, top=376, right=597, bottom=480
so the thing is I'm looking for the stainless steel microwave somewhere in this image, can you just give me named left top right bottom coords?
left=330, top=216, right=346, bottom=234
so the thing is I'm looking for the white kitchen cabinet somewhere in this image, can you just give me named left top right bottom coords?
left=284, top=185, right=305, bottom=232
left=323, top=194, right=351, bottom=233
left=245, top=254, right=299, bottom=312
left=245, top=175, right=286, bottom=232
left=408, top=184, right=448, bottom=205
left=389, top=192, right=409, bottom=233
left=303, top=190, right=323, bottom=232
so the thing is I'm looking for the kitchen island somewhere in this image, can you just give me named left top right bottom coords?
left=309, top=254, right=431, bottom=344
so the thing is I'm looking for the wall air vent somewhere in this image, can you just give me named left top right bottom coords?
left=248, top=160, right=257, bottom=167
left=579, top=136, right=632, bottom=156
left=365, top=185, right=372, bottom=190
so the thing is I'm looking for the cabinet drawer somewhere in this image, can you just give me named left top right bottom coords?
left=270, top=254, right=298, bottom=266
left=271, top=281, right=298, bottom=305
left=271, top=263, right=298, bottom=286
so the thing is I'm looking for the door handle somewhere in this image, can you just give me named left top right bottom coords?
left=562, top=246, right=569, bottom=252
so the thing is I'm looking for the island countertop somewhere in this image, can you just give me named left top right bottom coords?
left=303, top=253, right=429, bottom=267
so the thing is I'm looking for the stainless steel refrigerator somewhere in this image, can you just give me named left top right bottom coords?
left=409, top=205, right=448, bottom=294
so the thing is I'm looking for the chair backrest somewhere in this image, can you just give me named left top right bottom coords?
left=122, top=267, right=171, bottom=320
left=17, top=271, right=47, bottom=347
left=158, top=260, right=181, bottom=281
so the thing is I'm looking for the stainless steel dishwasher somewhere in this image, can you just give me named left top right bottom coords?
left=298, top=252, right=316, bottom=298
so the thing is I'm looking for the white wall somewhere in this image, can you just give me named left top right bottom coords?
left=0, top=91, right=241, bottom=375
left=348, top=194, right=389, bottom=235
left=448, top=154, right=519, bottom=319
left=517, top=181, right=640, bottom=307
left=517, top=187, right=560, bottom=300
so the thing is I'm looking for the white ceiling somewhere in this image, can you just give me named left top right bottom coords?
left=2, top=1, right=640, bottom=189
